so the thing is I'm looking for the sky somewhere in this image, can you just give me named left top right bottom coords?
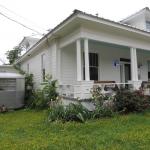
left=0, top=0, right=150, bottom=64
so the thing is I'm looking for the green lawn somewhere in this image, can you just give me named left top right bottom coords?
left=0, top=110, right=150, bottom=150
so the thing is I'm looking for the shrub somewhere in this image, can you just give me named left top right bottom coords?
left=25, top=74, right=34, bottom=105
left=47, top=103, right=91, bottom=123
left=47, top=104, right=65, bottom=122
left=47, top=86, right=117, bottom=123
left=30, top=75, right=58, bottom=109
left=64, top=103, right=91, bottom=122
left=91, top=86, right=106, bottom=106
left=30, top=90, right=47, bottom=109
left=114, top=89, right=150, bottom=113
left=90, top=86, right=114, bottom=117
left=41, top=75, right=58, bottom=101
left=92, top=106, right=113, bottom=118
left=91, top=86, right=114, bottom=107
left=47, top=101, right=114, bottom=123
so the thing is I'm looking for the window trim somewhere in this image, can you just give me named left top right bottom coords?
left=83, top=52, right=99, bottom=81
left=41, top=54, right=46, bottom=81
left=146, top=21, right=150, bottom=31
left=27, top=63, right=29, bottom=74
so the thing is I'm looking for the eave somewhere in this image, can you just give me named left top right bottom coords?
left=16, top=9, right=150, bottom=64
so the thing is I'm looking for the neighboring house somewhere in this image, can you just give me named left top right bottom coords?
left=16, top=7, right=150, bottom=99
left=19, top=36, right=39, bottom=55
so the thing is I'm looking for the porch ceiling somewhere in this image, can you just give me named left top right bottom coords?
left=88, top=39, right=129, bottom=50
left=61, top=39, right=131, bottom=53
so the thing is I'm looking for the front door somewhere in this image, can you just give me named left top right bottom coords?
left=124, top=64, right=131, bottom=82
left=120, top=63, right=131, bottom=83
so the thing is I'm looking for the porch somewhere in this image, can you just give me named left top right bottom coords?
left=58, top=39, right=150, bottom=99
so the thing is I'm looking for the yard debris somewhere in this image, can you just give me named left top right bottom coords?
left=0, top=105, right=8, bottom=113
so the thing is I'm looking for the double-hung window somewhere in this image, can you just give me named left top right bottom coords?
left=146, top=21, right=150, bottom=31
left=148, top=61, right=150, bottom=80
left=41, top=54, right=46, bottom=81
left=27, top=63, right=30, bottom=74
left=83, top=53, right=99, bottom=80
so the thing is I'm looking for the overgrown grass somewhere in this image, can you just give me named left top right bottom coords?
left=0, top=110, right=150, bottom=150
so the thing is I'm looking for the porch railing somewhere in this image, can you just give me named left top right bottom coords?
left=59, top=82, right=136, bottom=99
left=59, top=81, right=150, bottom=99
left=59, top=84, right=74, bottom=98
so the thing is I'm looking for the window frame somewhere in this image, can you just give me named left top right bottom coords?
left=27, top=63, right=29, bottom=74
left=41, top=54, right=46, bottom=81
left=146, top=21, right=150, bottom=31
left=83, top=52, right=99, bottom=81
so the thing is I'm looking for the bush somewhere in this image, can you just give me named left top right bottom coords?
left=114, top=89, right=150, bottom=113
left=25, top=74, right=34, bottom=105
left=30, top=75, right=58, bottom=109
left=47, top=104, right=65, bottom=122
left=92, top=106, right=113, bottom=118
left=90, top=86, right=114, bottom=117
left=64, top=103, right=91, bottom=122
left=47, top=103, right=90, bottom=123
left=91, top=86, right=107, bottom=106
left=91, top=86, right=114, bottom=107
left=41, top=75, right=58, bottom=101
left=47, top=102, right=114, bottom=123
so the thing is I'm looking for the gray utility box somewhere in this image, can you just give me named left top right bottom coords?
left=0, top=73, right=25, bottom=109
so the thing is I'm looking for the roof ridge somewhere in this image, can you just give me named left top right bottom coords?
left=120, top=7, right=150, bottom=22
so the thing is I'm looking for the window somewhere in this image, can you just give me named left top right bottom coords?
left=41, top=54, right=46, bottom=81
left=146, top=21, right=150, bottom=31
left=148, top=61, right=150, bottom=80
left=27, top=63, right=29, bottom=73
left=83, top=53, right=99, bottom=81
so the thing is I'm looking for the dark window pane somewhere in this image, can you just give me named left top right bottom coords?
left=89, top=53, right=92, bottom=66
left=148, top=72, right=150, bottom=80
left=42, top=69, right=45, bottom=81
left=90, top=67, right=98, bottom=80
left=95, top=54, right=98, bottom=66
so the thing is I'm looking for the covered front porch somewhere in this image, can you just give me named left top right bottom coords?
left=58, top=38, right=150, bottom=99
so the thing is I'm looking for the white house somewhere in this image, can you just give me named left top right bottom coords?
left=16, top=7, right=150, bottom=99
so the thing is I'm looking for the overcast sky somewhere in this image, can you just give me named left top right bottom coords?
left=0, top=0, right=150, bottom=64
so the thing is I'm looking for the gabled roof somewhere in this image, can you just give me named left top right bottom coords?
left=120, top=7, right=150, bottom=23
left=73, top=9, right=150, bottom=33
left=16, top=8, right=150, bottom=64
left=19, top=36, right=39, bottom=48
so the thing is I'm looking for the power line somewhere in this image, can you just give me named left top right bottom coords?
left=0, top=4, right=46, bottom=32
left=0, top=11, right=44, bottom=35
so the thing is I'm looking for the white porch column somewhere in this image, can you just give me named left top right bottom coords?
left=57, top=48, right=61, bottom=82
left=84, top=38, right=90, bottom=81
left=130, top=47, right=138, bottom=81
left=129, top=47, right=142, bottom=89
left=76, top=39, right=82, bottom=81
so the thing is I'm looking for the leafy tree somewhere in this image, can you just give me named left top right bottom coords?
left=6, top=46, right=21, bottom=64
